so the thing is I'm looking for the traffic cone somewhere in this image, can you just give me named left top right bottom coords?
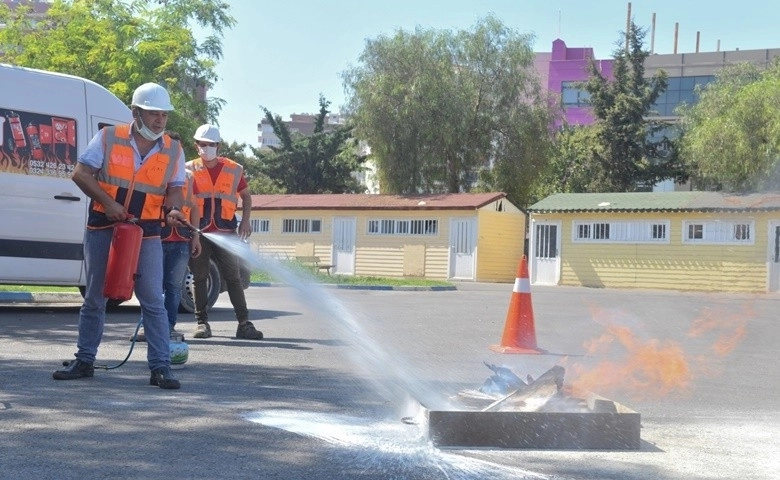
left=489, top=255, right=546, bottom=354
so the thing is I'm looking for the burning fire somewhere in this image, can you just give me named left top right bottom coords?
left=567, top=301, right=751, bottom=400
left=688, top=305, right=749, bottom=356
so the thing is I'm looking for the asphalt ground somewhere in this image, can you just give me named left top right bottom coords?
left=1, top=282, right=778, bottom=479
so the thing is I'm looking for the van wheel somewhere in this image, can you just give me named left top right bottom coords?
left=179, top=259, right=221, bottom=313
left=78, top=286, right=124, bottom=310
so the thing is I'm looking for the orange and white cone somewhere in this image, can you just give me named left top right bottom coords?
left=489, top=255, right=546, bottom=354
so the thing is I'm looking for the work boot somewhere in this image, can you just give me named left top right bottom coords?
left=149, top=366, right=181, bottom=389
left=192, top=322, right=211, bottom=339
left=53, top=359, right=94, bottom=380
left=236, top=321, right=263, bottom=340
left=129, top=328, right=146, bottom=342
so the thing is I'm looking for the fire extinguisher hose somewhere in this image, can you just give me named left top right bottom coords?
left=61, top=318, right=143, bottom=370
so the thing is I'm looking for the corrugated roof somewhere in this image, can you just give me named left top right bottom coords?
left=528, top=191, right=780, bottom=212
left=246, top=192, right=508, bottom=210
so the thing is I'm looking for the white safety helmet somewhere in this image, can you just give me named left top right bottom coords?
left=193, top=124, right=221, bottom=143
left=131, top=82, right=175, bottom=111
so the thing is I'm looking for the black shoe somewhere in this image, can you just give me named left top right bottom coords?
left=150, top=366, right=181, bottom=390
left=53, top=359, right=94, bottom=380
left=236, top=321, right=263, bottom=340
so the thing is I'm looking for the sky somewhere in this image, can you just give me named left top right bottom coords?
left=206, top=0, right=779, bottom=147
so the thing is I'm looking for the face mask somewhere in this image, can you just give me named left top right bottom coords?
left=134, top=116, right=164, bottom=141
left=197, top=145, right=218, bottom=161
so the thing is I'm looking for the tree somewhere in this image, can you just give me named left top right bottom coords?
left=218, top=141, right=284, bottom=194
left=679, top=60, right=780, bottom=191
left=342, top=15, right=556, bottom=206
left=0, top=0, right=234, bottom=159
left=536, top=124, right=603, bottom=195
left=253, top=96, right=367, bottom=194
left=580, top=21, right=681, bottom=192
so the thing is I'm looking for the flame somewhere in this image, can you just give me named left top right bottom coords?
left=568, top=301, right=751, bottom=400
left=572, top=321, right=692, bottom=399
left=688, top=305, right=750, bottom=356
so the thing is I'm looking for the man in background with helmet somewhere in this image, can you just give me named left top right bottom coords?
left=53, top=82, right=187, bottom=389
left=187, top=123, right=263, bottom=340
left=130, top=130, right=202, bottom=343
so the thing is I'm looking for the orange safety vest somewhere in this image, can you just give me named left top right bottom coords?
left=88, top=124, right=180, bottom=236
left=161, top=169, right=201, bottom=241
left=187, top=157, right=242, bottom=232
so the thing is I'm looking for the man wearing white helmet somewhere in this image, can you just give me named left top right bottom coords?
left=187, top=123, right=263, bottom=340
left=53, top=82, right=188, bottom=389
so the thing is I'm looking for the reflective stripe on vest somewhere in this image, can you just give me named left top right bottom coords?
left=96, top=124, right=178, bottom=216
left=89, top=124, right=179, bottom=233
left=188, top=157, right=242, bottom=231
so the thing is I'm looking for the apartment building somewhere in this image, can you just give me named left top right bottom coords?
left=257, top=113, right=347, bottom=149
left=537, top=38, right=780, bottom=126
left=1, top=0, right=49, bottom=17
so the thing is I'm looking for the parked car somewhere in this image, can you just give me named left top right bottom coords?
left=0, top=64, right=244, bottom=311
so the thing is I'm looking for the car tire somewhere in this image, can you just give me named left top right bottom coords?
left=179, top=259, right=221, bottom=313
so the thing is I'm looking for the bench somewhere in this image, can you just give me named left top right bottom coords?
left=295, top=256, right=334, bottom=275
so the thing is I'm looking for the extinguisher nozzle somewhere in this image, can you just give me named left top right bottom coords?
left=181, top=219, right=202, bottom=236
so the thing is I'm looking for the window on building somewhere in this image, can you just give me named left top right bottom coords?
left=652, top=75, right=715, bottom=116
left=561, top=81, right=591, bottom=107
left=652, top=223, right=666, bottom=239
left=367, top=218, right=439, bottom=235
left=250, top=218, right=270, bottom=233
left=281, top=218, right=322, bottom=233
left=574, top=220, right=671, bottom=243
left=734, top=223, right=750, bottom=241
left=688, top=223, right=703, bottom=240
left=593, top=223, right=610, bottom=239
left=683, top=220, right=753, bottom=244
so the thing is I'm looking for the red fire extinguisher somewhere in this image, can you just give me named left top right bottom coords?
left=26, top=123, right=43, bottom=160
left=7, top=112, right=27, bottom=149
left=103, top=219, right=143, bottom=301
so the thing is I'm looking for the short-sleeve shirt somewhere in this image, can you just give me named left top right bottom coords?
left=79, top=126, right=185, bottom=187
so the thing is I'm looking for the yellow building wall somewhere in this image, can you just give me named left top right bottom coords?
left=353, top=210, right=451, bottom=279
left=248, top=209, right=333, bottom=263
left=248, top=208, right=452, bottom=279
left=476, top=209, right=526, bottom=282
left=536, top=211, right=772, bottom=293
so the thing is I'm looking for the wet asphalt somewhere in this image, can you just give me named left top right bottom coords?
left=1, top=282, right=778, bottom=479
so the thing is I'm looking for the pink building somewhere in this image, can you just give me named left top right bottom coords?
left=537, top=39, right=614, bottom=128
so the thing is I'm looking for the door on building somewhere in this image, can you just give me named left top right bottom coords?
left=332, top=216, right=356, bottom=275
left=769, top=222, right=780, bottom=292
left=449, top=217, right=476, bottom=280
left=531, top=220, right=560, bottom=285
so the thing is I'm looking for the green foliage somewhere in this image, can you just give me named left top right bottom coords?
left=343, top=15, right=556, bottom=205
left=252, top=96, right=367, bottom=194
left=579, top=21, right=682, bottom=192
left=219, top=141, right=285, bottom=194
left=250, top=269, right=453, bottom=287
left=679, top=60, right=780, bottom=191
left=537, top=124, right=603, bottom=195
left=0, top=0, right=234, bottom=142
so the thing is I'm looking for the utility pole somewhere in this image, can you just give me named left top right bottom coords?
left=625, top=2, right=632, bottom=53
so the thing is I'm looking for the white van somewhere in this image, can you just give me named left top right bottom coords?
left=0, top=64, right=237, bottom=310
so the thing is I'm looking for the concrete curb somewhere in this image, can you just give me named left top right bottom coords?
left=0, top=292, right=84, bottom=303
left=0, top=283, right=457, bottom=304
left=251, top=282, right=456, bottom=291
